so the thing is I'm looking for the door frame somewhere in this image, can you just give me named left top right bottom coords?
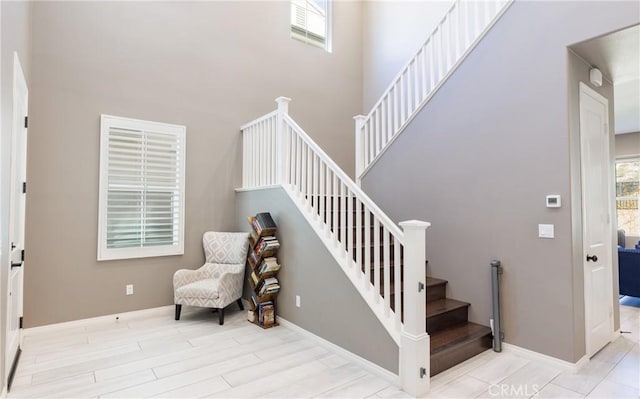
left=578, top=81, right=615, bottom=358
left=4, top=51, right=28, bottom=391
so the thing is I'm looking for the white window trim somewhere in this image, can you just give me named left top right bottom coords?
left=290, top=0, right=332, bottom=52
left=97, top=114, right=186, bottom=261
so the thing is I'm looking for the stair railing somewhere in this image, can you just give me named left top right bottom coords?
left=355, top=0, right=514, bottom=183
left=241, top=97, right=431, bottom=396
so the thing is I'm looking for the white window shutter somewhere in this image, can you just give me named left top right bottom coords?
left=98, top=115, right=186, bottom=260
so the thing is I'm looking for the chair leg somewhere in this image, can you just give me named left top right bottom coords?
left=218, top=307, right=225, bottom=325
left=175, top=304, right=182, bottom=321
left=236, top=298, right=244, bottom=311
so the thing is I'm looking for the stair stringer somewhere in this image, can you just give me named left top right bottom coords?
left=281, top=184, right=401, bottom=346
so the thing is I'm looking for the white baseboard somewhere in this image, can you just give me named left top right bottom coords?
left=1, top=384, right=7, bottom=399
left=278, top=316, right=400, bottom=385
left=23, top=305, right=174, bottom=337
left=502, top=343, right=588, bottom=372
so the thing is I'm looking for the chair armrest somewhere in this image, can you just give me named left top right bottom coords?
left=215, top=264, right=245, bottom=300
left=173, top=266, right=205, bottom=289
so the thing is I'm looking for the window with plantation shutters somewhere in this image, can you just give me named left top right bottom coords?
left=290, top=0, right=331, bottom=51
left=98, top=115, right=186, bottom=261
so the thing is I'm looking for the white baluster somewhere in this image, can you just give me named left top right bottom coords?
left=341, top=182, right=347, bottom=255
left=393, top=86, right=399, bottom=133
left=355, top=198, right=362, bottom=279
left=428, top=39, right=435, bottom=91
left=373, top=218, right=380, bottom=304
left=306, top=145, right=312, bottom=210
left=332, top=172, right=338, bottom=246
left=295, top=135, right=302, bottom=193
left=400, top=74, right=406, bottom=125
left=364, top=207, right=371, bottom=291
left=413, top=59, right=420, bottom=111
left=399, top=220, right=431, bottom=397
left=394, top=236, right=401, bottom=328
left=420, top=46, right=427, bottom=102
left=319, top=161, right=325, bottom=229
left=312, top=153, right=319, bottom=219
left=347, top=187, right=353, bottom=265
left=301, top=140, right=307, bottom=199
left=383, top=227, right=390, bottom=316
left=406, top=64, right=413, bottom=116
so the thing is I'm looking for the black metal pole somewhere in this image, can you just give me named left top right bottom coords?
left=491, top=260, right=503, bottom=352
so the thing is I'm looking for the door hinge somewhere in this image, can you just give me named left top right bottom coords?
left=19, top=317, right=23, bottom=329
left=22, top=182, right=26, bottom=194
left=24, top=116, right=28, bottom=129
left=20, top=249, right=25, bottom=262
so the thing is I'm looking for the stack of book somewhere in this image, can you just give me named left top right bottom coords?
left=258, top=301, right=275, bottom=326
left=258, top=257, right=280, bottom=276
left=250, top=212, right=277, bottom=238
left=254, top=236, right=280, bottom=257
left=258, top=277, right=280, bottom=296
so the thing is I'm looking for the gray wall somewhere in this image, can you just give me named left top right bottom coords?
left=25, top=1, right=362, bottom=327
left=615, top=132, right=640, bottom=158
left=361, top=0, right=452, bottom=110
left=235, top=187, right=399, bottom=373
left=362, top=1, right=638, bottom=363
left=1, top=0, right=32, bottom=389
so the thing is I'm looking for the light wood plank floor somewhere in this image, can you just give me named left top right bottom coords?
left=8, top=299, right=639, bottom=398
left=9, top=306, right=402, bottom=399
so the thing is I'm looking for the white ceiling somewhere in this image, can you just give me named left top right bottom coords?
left=570, top=24, right=640, bottom=134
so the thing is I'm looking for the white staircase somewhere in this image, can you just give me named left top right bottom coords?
left=355, top=0, right=513, bottom=182
left=239, top=1, right=513, bottom=395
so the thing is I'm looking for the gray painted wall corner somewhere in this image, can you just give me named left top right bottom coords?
left=235, top=186, right=399, bottom=374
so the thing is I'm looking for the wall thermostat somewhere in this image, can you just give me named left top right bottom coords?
left=546, top=195, right=561, bottom=208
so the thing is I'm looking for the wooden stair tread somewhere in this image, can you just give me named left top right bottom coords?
left=426, top=277, right=447, bottom=287
left=426, top=298, right=469, bottom=318
left=430, top=322, right=492, bottom=355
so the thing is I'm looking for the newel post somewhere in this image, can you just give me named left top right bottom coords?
left=275, top=97, right=291, bottom=185
left=399, top=220, right=431, bottom=397
left=353, top=115, right=366, bottom=186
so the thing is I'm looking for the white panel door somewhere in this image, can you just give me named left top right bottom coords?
left=5, top=53, right=28, bottom=385
left=579, top=82, right=613, bottom=358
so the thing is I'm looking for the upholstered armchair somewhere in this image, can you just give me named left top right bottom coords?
left=173, top=231, right=249, bottom=325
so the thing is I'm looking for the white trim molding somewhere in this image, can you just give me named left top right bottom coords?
left=502, top=343, right=588, bottom=373
left=22, top=306, right=174, bottom=337
left=277, top=316, right=400, bottom=385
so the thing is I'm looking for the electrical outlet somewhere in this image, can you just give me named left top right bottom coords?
left=296, top=295, right=301, bottom=308
left=126, top=284, right=134, bottom=295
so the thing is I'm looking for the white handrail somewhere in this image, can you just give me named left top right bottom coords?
left=284, top=115, right=405, bottom=240
left=356, top=0, right=513, bottom=180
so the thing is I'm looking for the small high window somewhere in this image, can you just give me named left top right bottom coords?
left=98, top=115, right=186, bottom=260
left=290, top=0, right=331, bottom=51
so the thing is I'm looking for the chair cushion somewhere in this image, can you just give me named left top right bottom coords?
left=175, top=279, right=220, bottom=299
left=203, top=232, right=249, bottom=264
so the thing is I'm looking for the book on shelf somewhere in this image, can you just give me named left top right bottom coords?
left=253, top=236, right=280, bottom=257
left=258, top=257, right=280, bottom=276
left=258, top=301, right=275, bottom=326
left=258, top=277, right=280, bottom=296
left=252, top=212, right=277, bottom=236
left=250, top=271, right=259, bottom=286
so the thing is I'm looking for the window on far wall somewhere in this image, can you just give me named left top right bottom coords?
left=290, top=0, right=331, bottom=51
left=98, top=115, right=186, bottom=261
left=616, top=158, right=640, bottom=237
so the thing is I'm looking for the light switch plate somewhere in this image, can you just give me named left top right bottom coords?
left=539, top=224, right=554, bottom=238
